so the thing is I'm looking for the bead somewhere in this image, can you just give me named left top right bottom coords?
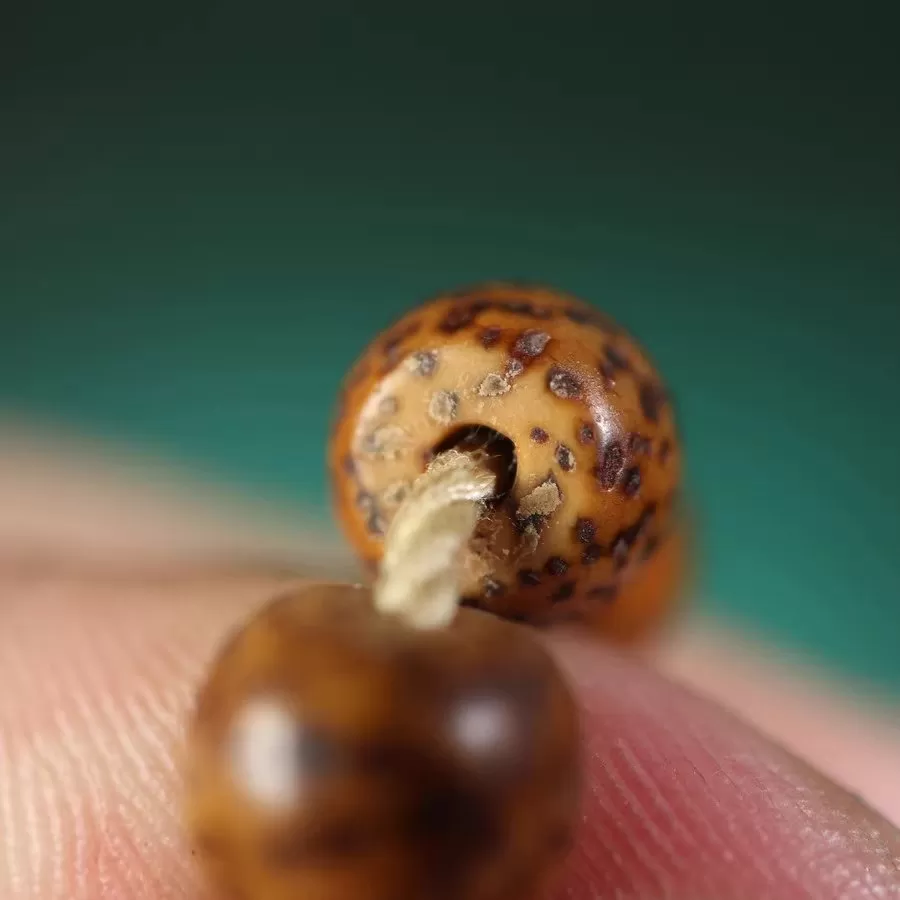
left=185, top=582, right=581, bottom=900
left=330, top=283, right=683, bottom=634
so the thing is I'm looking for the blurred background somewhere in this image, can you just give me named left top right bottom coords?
left=2, top=4, right=898, bottom=692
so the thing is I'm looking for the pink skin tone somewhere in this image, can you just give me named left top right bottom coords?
left=1, top=426, right=899, bottom=899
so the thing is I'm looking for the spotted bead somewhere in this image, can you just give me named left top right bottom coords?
left=330, top=282, right=683, bottom=636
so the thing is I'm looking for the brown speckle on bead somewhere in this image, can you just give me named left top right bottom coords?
left=480, top=325, right=502, bottom=348
left=554, top=444, right=575, bottom=472
left=577, top=423, right=595, bottom=445
left=439, top=302, right=487, bottom=334
left=622, top=467, right=642, bottom=497
left=478, top=373, right=512, bottom=397
left=551, top=582, right=575, bottom=603
left=408, top=350, right=438, bottom=377
left=594, top=441, right=625, bottom=489
left=639, top=381, right=664, bottom=423
left=530, top=427, right=549, bottom=444
left=518, top=569, right=542, bottom=587
left=512, top=330, right=551, bottom=359
left=587, top=584, right=618, bottom=602
left=428, top=390, right=459, bottom=425
left=604, top=344, right=630, bottom=370
left=581, top=543, right=604, bottom=565
left=382, top=321, right=421, bottom=366
left=641, top=534, right=660, bottom=560
left=547, top=366, right=583, bottom=400
left=598, top=360, right=617, bottom=386
left=544, top=556, right=569, bottom=576
left=575, top=518, right=596, bottom=544
left=482, top=577, right=506, bottom=598
left=659, top=438, right=672, bottom=462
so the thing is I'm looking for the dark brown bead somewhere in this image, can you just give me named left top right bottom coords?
left=185, top=583, right=581, bottom=900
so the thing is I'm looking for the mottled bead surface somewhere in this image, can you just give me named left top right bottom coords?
left=185, top=583, right=580, bottom=900
left=330, top=283, right=683, bottom=635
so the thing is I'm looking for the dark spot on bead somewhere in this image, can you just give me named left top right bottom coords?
left=482, top=577, right=507, bottom=599
left=564, top=306, right=601, bottom=326
left=639, top=381, right=664, bottom=423
left=342, top=455, right=356, bottom=476
left=518, top=569, right=542, bottom=587
left=366, top=511, right=385, bottom=537
left=555, top=443, right=576, bottom=472
left=410, top=350, right=437, bottom=377
left=604, top=344, right=631, bottom=370
left=659, top=438, right=672, bottom=462
left=598, top=361, right=617, bottom=385
left=382, top=321, right=421, bottom=364
left=551, top=581, right=575, bottom=603
left=505, top=358, right=525, bottom=379
left=581, top=543, right=604, bottom=565
left=642, top=534, right=661, bottom=560
left=578, top=422, right=595, bottom=445
left=622, top=466, right=642, bottom=497
left=547, top=366, right=583, bottom=400
left=439, top=301, right=488, bottom=334
left=594, top=441, right=625, bottom=489
left=545, top=556, right=569, bottom=576
left=629, top=433, right=652, bottom=456
left=575, top=517, right=596, bottom=544
left=587, top=584, right=618, bottom=602
left=564, top=304, right=621, bottom=331
left=610, top=504, right=657, bottom=568
left=512, top=329, right=551, bottom=359
left=530, top=427, right=549, bottom=444
left=497, top=299, right=552, bottom=319
left=480, top=326, right=502, bottom=347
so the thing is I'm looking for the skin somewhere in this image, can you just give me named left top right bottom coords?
left=2, top=427, right=900, bottom=899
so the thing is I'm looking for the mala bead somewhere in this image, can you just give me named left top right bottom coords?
left=185, top=583, right=580, bottom=900
left=330, top=282, right=683, bottom=636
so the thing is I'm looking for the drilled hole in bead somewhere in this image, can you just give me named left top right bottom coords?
left=432, top=425, right=518, bottom=503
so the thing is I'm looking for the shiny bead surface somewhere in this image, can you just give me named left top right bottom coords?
left=330, top=283, right=683, bottom=636
left=185, top=583, right=581, bottom=900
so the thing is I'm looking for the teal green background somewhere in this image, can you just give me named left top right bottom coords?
left=3, top=5, right=899, bottom=689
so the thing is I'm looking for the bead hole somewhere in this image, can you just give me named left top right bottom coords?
left=432, top=425, right=517, bottom=503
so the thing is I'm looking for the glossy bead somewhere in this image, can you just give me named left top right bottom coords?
left=330, top=283, right=683, bottom=635
left=185, top=583, right=581, bottom=900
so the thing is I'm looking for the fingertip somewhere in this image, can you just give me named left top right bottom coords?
left=542, top=629, right=900, bottom=899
